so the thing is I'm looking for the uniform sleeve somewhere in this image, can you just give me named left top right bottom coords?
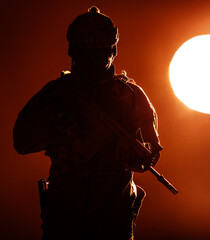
left=13, top=80, right=58, bottom=154
left=129, top=83, right=161, bottom=149
left=126, top=82, right=162, bottom=170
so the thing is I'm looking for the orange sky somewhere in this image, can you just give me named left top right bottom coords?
left=1, top=0, right=210, bottom=239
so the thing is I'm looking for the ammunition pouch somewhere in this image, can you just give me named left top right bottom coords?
left=38, top=179, right=49, bottom=214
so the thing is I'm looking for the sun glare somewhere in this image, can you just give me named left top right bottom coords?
left=169, top=34, right=210, bottom=114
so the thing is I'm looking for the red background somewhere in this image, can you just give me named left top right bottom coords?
left=1, top=0, right=210, bottom=239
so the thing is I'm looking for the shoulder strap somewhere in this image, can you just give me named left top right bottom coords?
left=114, top=70, right=136, bottom=84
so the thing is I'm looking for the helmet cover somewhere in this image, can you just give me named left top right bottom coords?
left=67, top=6, right=119, bottom=48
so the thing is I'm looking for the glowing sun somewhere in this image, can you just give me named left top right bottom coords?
left=169, top=34, right=210, bottom=114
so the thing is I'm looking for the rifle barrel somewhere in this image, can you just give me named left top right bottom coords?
left=149, top=166, right=178, bottom=194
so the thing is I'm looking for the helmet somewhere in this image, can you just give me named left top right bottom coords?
left=67, top=6, right=119, bottom=49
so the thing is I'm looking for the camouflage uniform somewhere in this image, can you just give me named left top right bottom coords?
left=14, top=64, right=161, bottom=240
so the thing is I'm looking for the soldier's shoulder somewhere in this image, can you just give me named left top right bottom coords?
left=35, top=70, right=74, bottom=98
left=115, top=71, right=153, bottom=107
left=114, top=70, right=136, bottom=85
left=43, top=70, right=73, bottom=88
left=114, top=71, right=145, bottom=95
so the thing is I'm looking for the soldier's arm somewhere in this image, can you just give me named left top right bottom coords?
left=13, top=81, right=57, bottom=154
left=125, top=82, right=162, bottom=170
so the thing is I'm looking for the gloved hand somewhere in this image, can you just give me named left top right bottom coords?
left=115, top=137, right=154, bottom=172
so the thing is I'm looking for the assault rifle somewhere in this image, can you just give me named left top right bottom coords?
left=83, top=100, right=178, bottom=195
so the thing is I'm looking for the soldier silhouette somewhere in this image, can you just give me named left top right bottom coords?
left=13, top=6, right=162, bottom=240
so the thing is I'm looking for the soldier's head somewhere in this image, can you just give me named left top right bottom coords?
left=67, top=6, right=119, bottom=79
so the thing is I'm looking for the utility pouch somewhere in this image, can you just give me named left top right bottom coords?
left=38, top=179, right=49, bottom=213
